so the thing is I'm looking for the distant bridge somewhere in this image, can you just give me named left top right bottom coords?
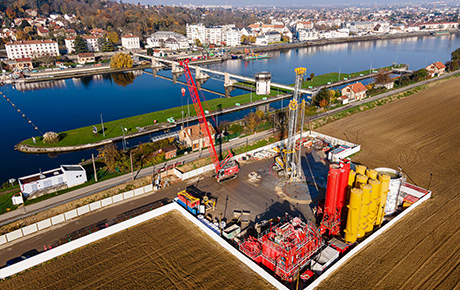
left=134, top=53, right=314, bottom=95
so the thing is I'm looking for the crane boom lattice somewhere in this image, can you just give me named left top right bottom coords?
left=180, top=59, right=239, bottom=183
left=285, top=67, right=306, bottom=177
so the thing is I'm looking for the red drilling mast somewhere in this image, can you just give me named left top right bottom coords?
left=180, top=59, right=240, bottom=183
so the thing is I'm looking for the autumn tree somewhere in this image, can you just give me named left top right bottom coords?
left=107, top=31, right=119, bottom=44
left=241, top=35, right=249, bottom=45
left=374, top=70, right=390, bottom=84
left=246, top=112, right=259, bottom=132
left=18, top=20, right=31, bottom=30
left=16, top=31, right=30, bottom=41
left=452, top=48, right=460, bottom=61
left=73, top=35, right=88, bottom=54
left=98, top=144, right=124, bottom=172
left=310, top=73, right=315, bottom=81
left=6, top=7, right=16, bottom=19
left=312, top=88, right=331, bottom=107
left=110, top=53, right=133, bottom=69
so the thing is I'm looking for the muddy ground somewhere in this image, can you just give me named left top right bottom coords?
left=316, top=76, right=460, bottom=289
left=1, top=210, right=275, bottom=290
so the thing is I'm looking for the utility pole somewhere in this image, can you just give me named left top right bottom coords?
left=130, top=151, right=134, bottom=181
left=246, top=138, right=248, bottom=159
left=92, top=154, right=98, bottom=182
left=100, top=113, right=105, bottom=137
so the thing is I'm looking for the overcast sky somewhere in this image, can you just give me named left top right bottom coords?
left=124, top=0, right=440, bottom=7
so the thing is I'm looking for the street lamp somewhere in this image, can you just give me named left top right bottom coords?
left=100, top=113, right=105, bottom=137
left=120, top=125, right=127, bottom=151
left=338, top=66, right=342, bottom=81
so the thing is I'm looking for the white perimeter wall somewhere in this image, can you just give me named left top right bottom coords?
left=0, top=184, right=154, bottom=246
left=306, top=191, right=432, bottom=289
left=0, top=203, right=288, bottom=290
left=174, top=130, right=360, bottom=181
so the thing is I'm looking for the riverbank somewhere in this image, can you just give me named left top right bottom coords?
left=15, top=89, right=291, bottom=153
left=16, top=69, right=460, bottom=153
left=13, top=63, right=397, bottom=153
left=239, top=31, right=456, bottom=54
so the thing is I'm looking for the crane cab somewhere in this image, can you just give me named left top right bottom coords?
left=217, top=159, right=240, bottom=183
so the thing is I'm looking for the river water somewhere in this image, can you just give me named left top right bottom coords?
left=1, top=34, right=459, bottom=183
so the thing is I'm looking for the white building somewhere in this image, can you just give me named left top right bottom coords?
left=298, top=29, right=319, bottom=41
left=121, top=34, right=140, bottom=50
left=186, top=23, right=206, bottom=44
left=265, top=31, right=281, bottom=43
left=255, top=35, right=268, bottom=46
left=146, top=31, right=189, bottom=50
left=187, top=23, right=238, bottom=46
left=418, top=22, right=459, bottom=30
left=223, top=28, right=241, bottom=47
left=65, top=35, right=101, bottom=54
left=18, top=165, right=87, bottom=198
left=206, top=26, right=223, bottom=45
left=5, top=40, right=59, bottom=60
left=296, top=21, right=314, bottom=30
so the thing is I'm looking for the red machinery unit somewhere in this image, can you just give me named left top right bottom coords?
left=319, top=164, right=341, bottom=235
left=319, top=161, right=350, bottom=236
left=180, top=59, right=240, bottom=183
left=239, top=217, right=322, bottom=282
left=336, top=160, right=351, bottom=212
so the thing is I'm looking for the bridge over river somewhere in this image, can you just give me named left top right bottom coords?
left=134, top=53, right=314, bottom=95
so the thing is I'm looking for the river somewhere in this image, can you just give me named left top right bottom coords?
left=1, top=34, right=459, bottom=183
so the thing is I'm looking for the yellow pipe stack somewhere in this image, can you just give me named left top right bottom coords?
left=355, top=165, right=367, bottom=175
left=367, top=179, right=381, bottom=232
left=343, top=165, right=394, bottom=243
left=344, top=188, right=363, bottom=243
left=355, top=174, right=368, bottom=188
left=376, top=174, right=391, bottom=225
left=348, top=170, right=356, bottom=187
left=357, top=184, right=372, bottom=238
left=366, top=169, right=378, bottom=180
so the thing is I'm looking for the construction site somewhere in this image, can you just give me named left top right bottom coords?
left=1, top=60, right=454, bottom=290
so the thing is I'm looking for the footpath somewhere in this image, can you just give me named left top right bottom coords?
left=0, top=129, right=272, bottom=227
left=2, top=69, right=458, bottom=227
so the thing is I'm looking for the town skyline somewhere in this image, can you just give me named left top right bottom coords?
left=125, top=0, right=458, bottom=7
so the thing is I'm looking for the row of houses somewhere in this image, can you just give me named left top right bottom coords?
left=4, top=33, right=141, bottom=60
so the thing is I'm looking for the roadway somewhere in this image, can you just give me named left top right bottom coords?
left=0, top=129, right=275, bottom=227
left=0, top=156, right=315, bottom=267
left=4, top=69, right=458, bottom=227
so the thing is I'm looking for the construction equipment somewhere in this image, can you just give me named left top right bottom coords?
left=319, top=160, right=351, bottom=236
left=180, top=59, right=240, bottom=183
left=195, top=28, right=214, bottom=57
left=239, top=216, right=322, bottom=282
left=283, top=67, right=306, bottom=178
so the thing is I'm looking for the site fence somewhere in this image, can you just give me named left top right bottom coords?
left=174, top=130, right=360, bottom=181
left=0, top=184, right=155, bottom=247
left=306, top=190, right=432, bottom=290
left=0, top=203, right=289, bottom=290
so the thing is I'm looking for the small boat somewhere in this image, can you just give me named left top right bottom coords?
left=243, top=54, right=271, bottom=61
left=231, top=54, right=239, bottom=59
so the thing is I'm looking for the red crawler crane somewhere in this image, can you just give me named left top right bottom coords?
left=180, top=59, right=240, bottom=183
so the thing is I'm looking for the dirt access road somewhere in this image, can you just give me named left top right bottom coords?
left=316, top=76, right=460, bottom=289
left=1, top=210, right=275, bottom=290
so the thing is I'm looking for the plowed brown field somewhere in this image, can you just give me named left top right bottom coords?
left=316, top=76, right=460, bottom=289
left=1, top=210, right=275, bottom=290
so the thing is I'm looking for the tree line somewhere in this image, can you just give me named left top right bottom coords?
left=1, top=0, right=257, bottom=37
